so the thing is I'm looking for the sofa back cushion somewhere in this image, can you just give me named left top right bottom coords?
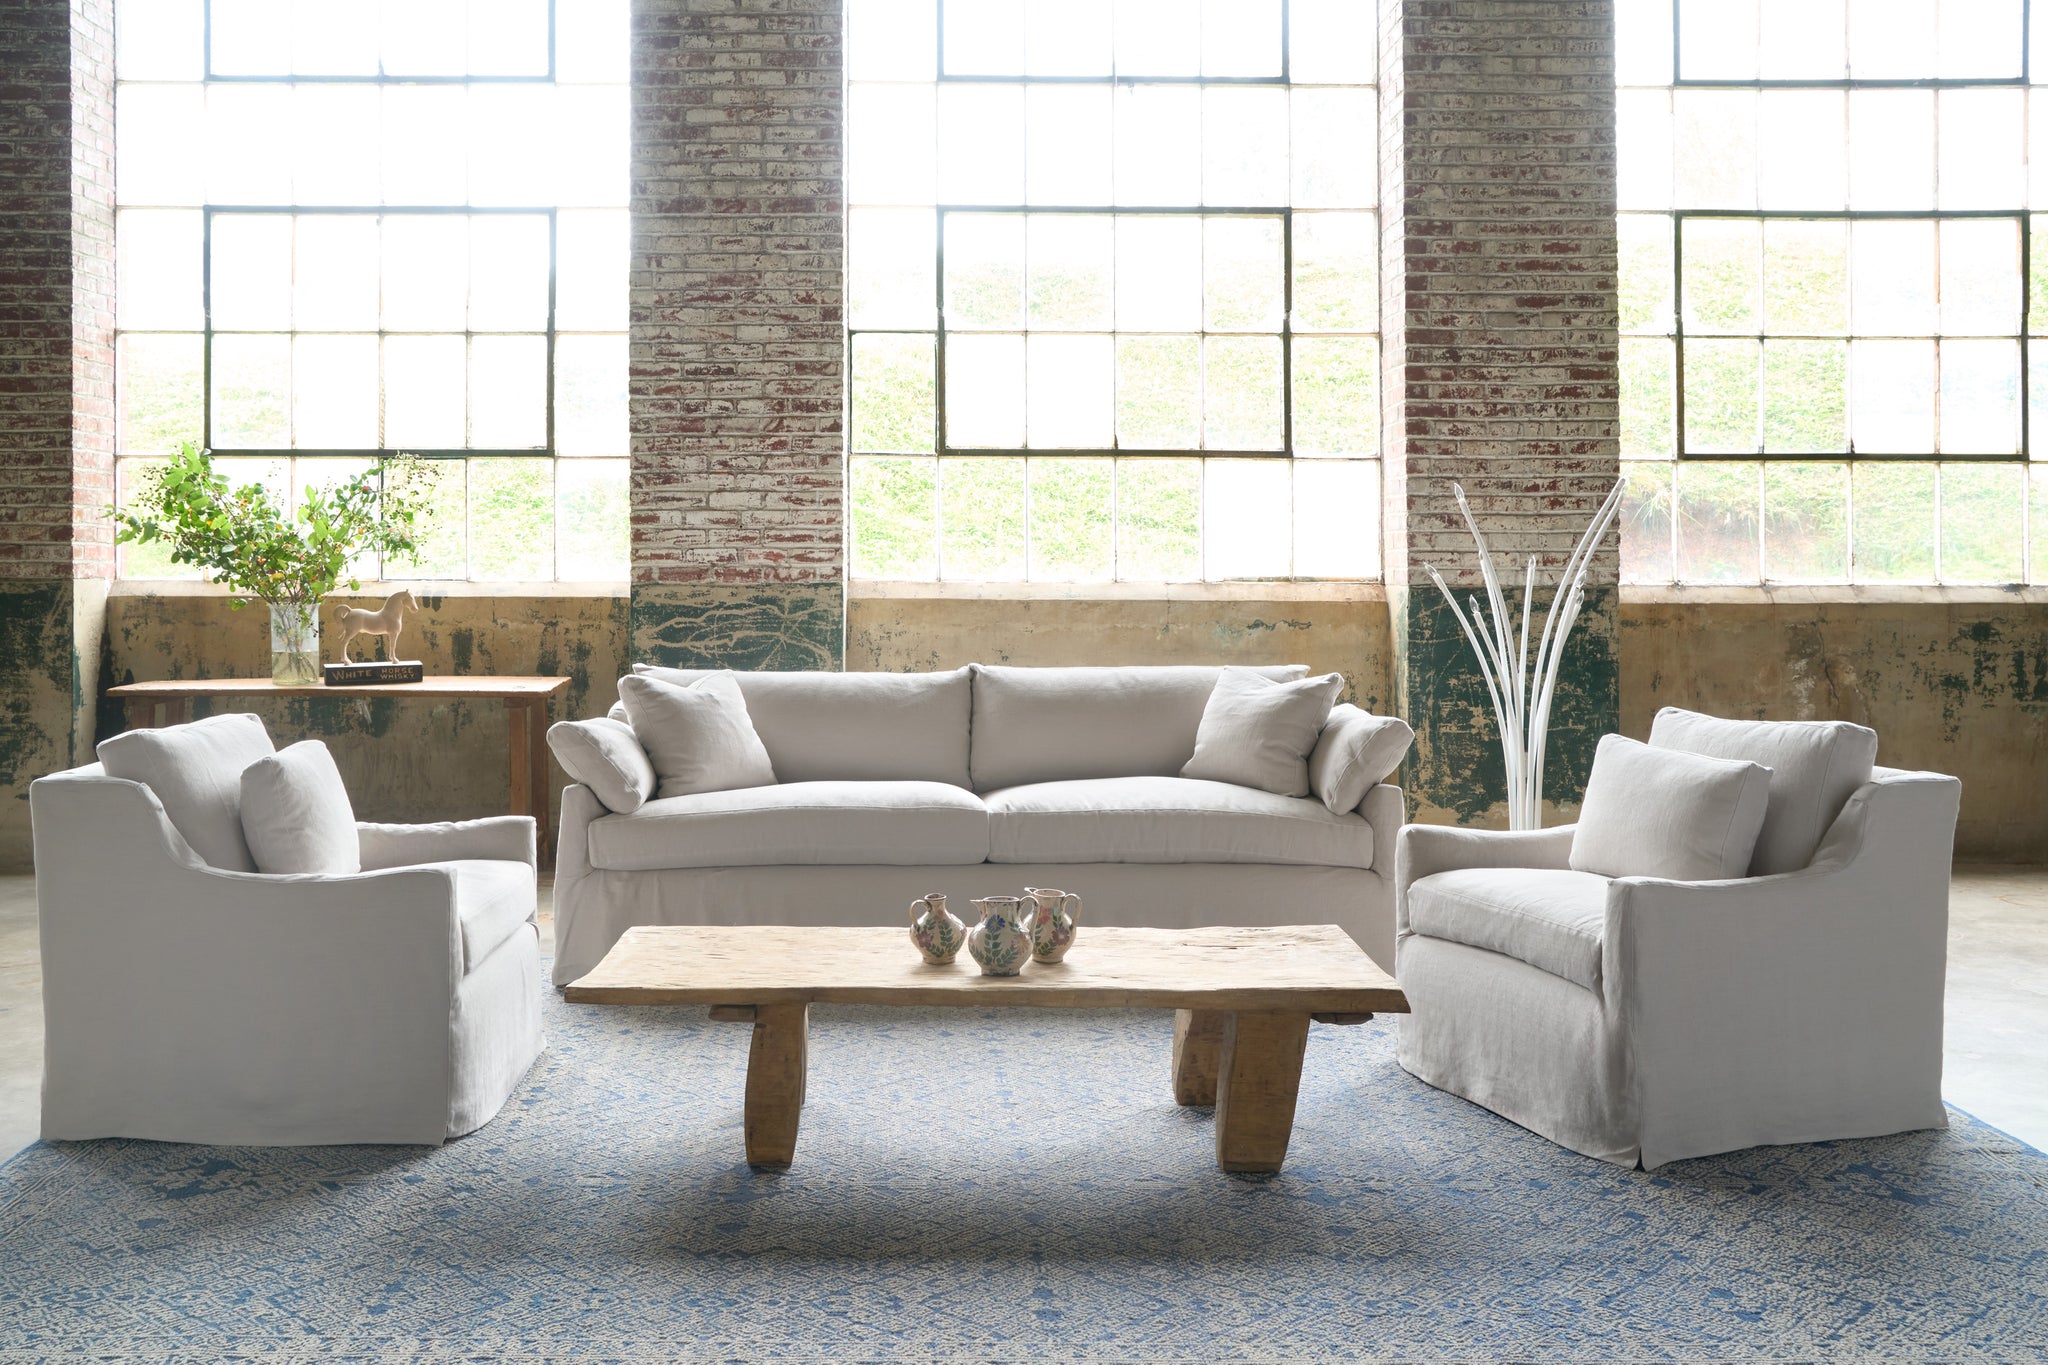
left=631, top=664, right=973, bottom=787
left=96, top=712, right=275, bottom=871
left=1647, top=707, right=1878, bottom=875
left=969, top=664, right=1308, bottom=792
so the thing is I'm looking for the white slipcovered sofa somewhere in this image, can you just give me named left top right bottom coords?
left=551, top=663, right=1409, bottom=985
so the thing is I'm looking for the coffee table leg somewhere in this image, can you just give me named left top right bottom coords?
left=744, top=1003, right=808, bottom=1168
left=1214, top=1010, right=1311, bottom=1174
left=1172, top=1008, right=1227, bottom=1106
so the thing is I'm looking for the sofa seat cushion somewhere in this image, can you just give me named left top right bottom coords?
left=588, top=781, right=992, bottom=871
left=1407, top=868, right=1612, bottom=990
left=450, top=860, right=536, bottom=973
left=985, top=777, right=1374, bottom=869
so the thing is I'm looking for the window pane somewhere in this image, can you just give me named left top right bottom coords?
left=1202, top=87, right=1288, bottom=206
left=466, top=85, right=555, bottom=206
left=848, top=208, right=937, bottom=331
left=1849, top=91, right=1934, bottom=211
left=1203, top=217, right=1284, bottom=330
left=1616, top=89, right=1673, bottom=211
left=291, top=457, right=376, bottom=585
left=1027, top=457, right=1114, bottom=580
left=1941, top=462, right=2024, bottom=582
left=1292, top=212, right=1376, bottom=332
left=119, top=0, right=203, bottom=79
left=1850, top=0, right=1937, bottom=78
left=1683, top=338, right=1761, bottom=453
left=1939, top=0, right=2023, bottom=78
left=1028, top=215, right=1114, bottom=329
left=1851, top=220, right=1936, bottom=335
left=1291, top=88, right=1375, bottom=208
left=292, top=334, right=378, bottom=449
left=1851, top=339, right=1937, bottom=453
left=945, top=214, right=1026, bottom=329
left=848, top=0, right=938, bottom=81
left=1680, top=218, right=1760, bottom=334
left=1676, top=460, right=1760, bottom=583
left=1027, top=0, right=1112, bottom=74
left=1201, top=0, right=1282, bottom=77
left=1203, top=458, right=1289, bottom=578
left=1756, top=92, right=1845, bottom=210
left=556, top=459, right=630, bottom=581
left=209, top=214, right=292, bottom=330
left=1763, top=219, right=1847, bottom=334
left=2032, top=469, right=2048, bottom=582
left=1116, top=457, right=1201, bottom=579
left=381, top=457, right=466, bottom=579
left=1763, top=462, right=1849, bottom=581
left=1618, top=214, right=1674, bottom=335
left=1203, top=336, right=1283, bottom=449
left=555, top=86, right=629, bottom=209
left=117, top=210, right=202, bottom=330
left=852, top=333, right=937, bottom=454
left=1113, top=216, right=1201, bottom=330
left=556, top=209, right=630, bottom=331
left=1291, top=337, right=1378, bottom=456
left=1114, top=86, right=1202, bottom=207
left=945, top=334, right=1026, bottom=447
left=2034, top=218, right=2048, bottom=334
left=209, top=0, right=289, bottom=74
left=467, top=458, right=554, bottom=580
left=556, top=0, right=628, bottom=82
left=293, top=215, right=379, bottom=331
left=1852, top=461, right=1936, bottom=580
left=205, top=85, right=292, bottom=203
left=292, top=86, right=380, bottom=205
left=117, top=334, right=203, bottom=454
left=938, top=85, right=1024, bottom=204
left=382, top=86, right=467, bottom=206
left=292, top=0, right=378, bottom=75
left=1760, top=0, right=1846, bottom=79
left=382, top=215, right=469, bottom=331
left=210, top=334, right=291, bottom=448
left=1619, top=461, right=1675, bottom=584
left=1763, top=340, right=1848, bottom=452
left=1114, top=0, right=1201, bottom=76
left=1620, top=337, right=1677, bottom=457
left=555, top=333, right=629, bottom=456
left=851, top=456, right=939, bottom=579
left=945, top=0, right=1024, bottom=75
left=1678, top=0, right=1757, bottom=79
left=383, top=335, right=466, bottom=449
left=1116, top=336, right=1201, bottom=448
left=1026, top=85, right=1114, bottom=204
left=469, top=215, right=549, bottom=331
left=379, top=0, right=465, bottom=77
left=1939, top=89, right=2025, bottom=210
left=848, top=84, right=937, bottom=205
left=940, top=457, right=1027, bottom=578
left=1939, top=339, right=2021, bottom=454
left=468, top=335, right=547, bottom=448
left=1672, top=91, right=1756, bottom=210
left=1027, top=334, right=1114, bottom=447
left=1292, top=460, right=1377, bottom=578
left=1290, top=0, right=1374, bottom=83
left=114, top=461, right=191, bottom=579
left=465, top=0, right=548, bottom=75
left=1939, top=219, right=2022, bottom=336
left=118, top=84, right=204, bottom=206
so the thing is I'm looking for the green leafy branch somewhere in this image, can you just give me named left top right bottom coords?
left=107, top=443, right=431, bottom=609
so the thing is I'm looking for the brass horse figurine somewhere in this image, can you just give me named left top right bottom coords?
left=335, top=589, right=418, bottom=665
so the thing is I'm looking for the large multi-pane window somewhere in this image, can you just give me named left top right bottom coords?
left=1617, top=0, right=2044, bottom=585
left=113, top=0, right=629, bottom=582
left=845, top=0, right=1380, bottom=582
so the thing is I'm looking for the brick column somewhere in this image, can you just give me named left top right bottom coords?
left=628, top=0, right=846, bottom=670
left=1378, top=0, right=1622, bottom=825
left=0, top=0, right=116, bottom=869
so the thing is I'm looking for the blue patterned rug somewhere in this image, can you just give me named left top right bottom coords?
left=2, top=982, right=2045, bottom=1363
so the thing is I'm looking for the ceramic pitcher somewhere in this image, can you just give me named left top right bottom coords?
left=909, top=892, right=966, bottom=965
left=966, top=896, right=1035, bottom=977
left=1022, top=886, right=1080, bottom=964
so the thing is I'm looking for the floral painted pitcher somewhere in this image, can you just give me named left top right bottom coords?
left=966, top=896, right=1035, bottom=977
left=909, top=892, right=966, bottom=965
left=1022, top=886, right=1080, bottom=964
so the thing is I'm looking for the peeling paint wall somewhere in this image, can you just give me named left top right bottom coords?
left=0, top=584, right=85, bottom=868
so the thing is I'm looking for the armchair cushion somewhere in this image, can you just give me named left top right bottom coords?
left=618, top=671, right=777, bottom=799
left=1408, top=868, right=1611, bottom=990
left=239, top=740, right=360, bottom=875
left=450, top=860, right=537, bottom=972
left=547, top=716, right=656, bottom=814
left=1308, top=704, right=1414, bottom=813
left=1570, top=734, right=1771, bottom=881
left=95, top=712, right=275, bottom=871
left=1181, top=667, right=1346, bottom=797
left=1648, top=707, right=1879, bottom=875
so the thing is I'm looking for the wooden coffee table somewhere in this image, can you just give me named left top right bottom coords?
left=563, top=924, right=1407, bottom=1174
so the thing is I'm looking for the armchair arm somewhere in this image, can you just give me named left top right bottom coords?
left=358, top=815, right=536, bottom=871
left=1394, top=821, right=1577, bottom=937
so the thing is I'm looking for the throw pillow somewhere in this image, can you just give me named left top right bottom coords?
left=96, top=711, right=276, bottom=870
left=1180, top=667, right=1347, bottom=798
left=239, top=741, right=361, bottom=875
left=1307, top=704, right=1416, bottom=814
left=617, top=671, right=777, bottom=799
left=547, top=716, right=657, bottom=814
left=1647, top=707, right=1879, bottom=876
left=1570, top=733, right=1772, bottom=882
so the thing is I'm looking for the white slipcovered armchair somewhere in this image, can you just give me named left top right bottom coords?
left=31, top=761, right=545, bottom=1146
left=1395, top=713, right=1961, bottom=1170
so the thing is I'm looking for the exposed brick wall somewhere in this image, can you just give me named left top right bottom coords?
left=1379, top=0, right=1620, bottom=590
left=69, top=0, right=116, bottom=581
left=629, top=0, right=845, bottom=589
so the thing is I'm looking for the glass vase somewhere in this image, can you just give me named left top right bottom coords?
left=269, top=601, right=321, bottom=686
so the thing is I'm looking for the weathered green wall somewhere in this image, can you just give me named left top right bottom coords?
left=0, top=583, right=90, bottom=870
left=630, top=584, right=844, bottom=672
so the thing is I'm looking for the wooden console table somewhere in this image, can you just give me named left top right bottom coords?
left=107, top=676, right=572, bottom=869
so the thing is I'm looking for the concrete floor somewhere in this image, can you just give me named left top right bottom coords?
left=1, top=869, right=2043, bottom=1161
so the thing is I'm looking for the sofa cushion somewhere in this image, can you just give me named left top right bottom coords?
left=985, top=776, right=1374, bottom=869
left=587, top=780, right=992, bottom=871
left=633, top=665, right=972, bottom=788
left=1308, top=704, right=1414, bottom=814
left=1570, top=734, right=1772, bottom=883
left=970, top=664, right=1309, bottom=792
left=1408, top=868, right=1612, bottom=991
left=1648, top=707, right=1879, bottom=876
left=448, top=860, right=536, bottom=972
left=238, top=740, right=360, bottom=876
left=96, top=712, right=276, bottom=871
left=619, top=672, right=778, bottom=799
left=1182, top=667, right=1346, bottom=797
